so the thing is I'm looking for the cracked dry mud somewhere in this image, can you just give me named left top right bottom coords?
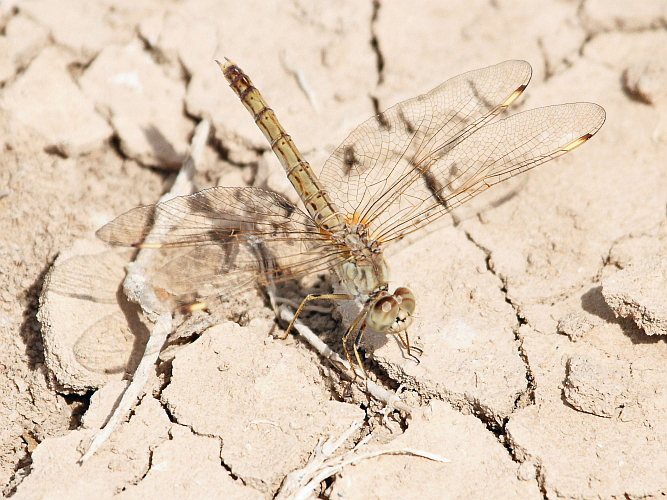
left=2, top=1, right=667, bottom=499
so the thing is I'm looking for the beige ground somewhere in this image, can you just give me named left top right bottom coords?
left=1, top=0, right=667, bottom=498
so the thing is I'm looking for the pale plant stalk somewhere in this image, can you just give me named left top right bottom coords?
left=275, top=419, right=450, bottom=500
left=78, top=119, right=210, bottom=464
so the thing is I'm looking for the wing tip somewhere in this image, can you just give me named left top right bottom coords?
left=95, top=224, right=113, bottom=244
left=181, top=301, right=208, bottom=313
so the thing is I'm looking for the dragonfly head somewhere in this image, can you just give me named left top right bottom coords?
left=366, top=287, right=415, bottom=333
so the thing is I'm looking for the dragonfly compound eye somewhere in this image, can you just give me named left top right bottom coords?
left=393, top=287, right=415, bottom=316
left=367, top=296, right=400, bottom=332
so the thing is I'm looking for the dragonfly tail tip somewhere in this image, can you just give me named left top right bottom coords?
left=216, top=57, right=235, bottom=72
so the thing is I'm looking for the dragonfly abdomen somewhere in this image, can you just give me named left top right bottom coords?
left=219, top=59, right=347, bottom=234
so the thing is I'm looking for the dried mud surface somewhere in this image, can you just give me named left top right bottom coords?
left=2, top=0, right=667, bottom=498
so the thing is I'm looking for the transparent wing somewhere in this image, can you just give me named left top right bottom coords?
left=98, top=187, right=318, bottom=247
left=96, top=187, right=346, bottom=309
left=319, top=60, right=532, bottom=224
left=318, top=61, right=605, bottom=244
left=142, top=235, right=345, bottom=311
left=373, top=103, right=606, bottom=243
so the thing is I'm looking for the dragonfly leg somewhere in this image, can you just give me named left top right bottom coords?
left=396, top=331, right=423, bottom=364
left=282, top=293, right=353, bottom=339
left=274, top=296, right=333, bottom=314
left=342, top=307, right=371, bottom=378
left=352, top=324, right=368, bottom=378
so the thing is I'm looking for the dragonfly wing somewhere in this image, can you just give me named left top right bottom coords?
left=374, top=102, right=606, bottom=243
left=97, top=186, right=345, bottom=310
left=144, top=236, right=345, bottom=311
left=97, top=186, right=318, bottom=247
left=319, top=60, right=532, bottom=220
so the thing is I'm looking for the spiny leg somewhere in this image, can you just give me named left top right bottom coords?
left=396, top=331, right=423, bottom=364
left=280, top=293, right=353, bottom=339
left=274, top=296, right=333, bottom=314
left=342, top=306, right=372, bottom=378
left=352, top=324, right=368, bottom=377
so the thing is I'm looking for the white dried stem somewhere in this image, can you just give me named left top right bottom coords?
left=78, top=119, right=210, bottom=464
left=276, top=419, right=450, bottom=500
left=276, top=420, right=362, bottom=500
left=294, top=448, right=450, bottom=500
left=78, top=315, right=172, bottom=464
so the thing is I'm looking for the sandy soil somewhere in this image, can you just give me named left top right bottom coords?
left=1, top=0, right=667, bottom=498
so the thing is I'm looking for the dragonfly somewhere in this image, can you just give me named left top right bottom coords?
left=97, top=59, right=605, bottom=374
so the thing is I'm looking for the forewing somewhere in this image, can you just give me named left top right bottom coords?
left=318, top=60, right=532, bottom=219
left=374, top=102, right=606, bottom=243
left=97, top=187, right=318, bottom=247
left=97, top=187, right=344, bottom=310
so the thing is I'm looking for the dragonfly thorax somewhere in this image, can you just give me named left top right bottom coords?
left=332, top=226, right=385, bottom=297
left=337, top=255, right=389, bottom=301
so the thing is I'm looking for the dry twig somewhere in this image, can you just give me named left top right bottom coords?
left=78, top=119, right=210, bottom=464
left=275, top=419, right=450, bottom=500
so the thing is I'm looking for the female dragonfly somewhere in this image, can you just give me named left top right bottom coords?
left=97, top=59, right=605, bottom=372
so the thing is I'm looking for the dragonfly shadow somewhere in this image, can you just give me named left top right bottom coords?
left=45, top=250, right=150, bottom=376
left=72, top=292, right=150, bottom=376
left=363, top=325, right=420, bottom=364
left=142, top=124, right=184, bottom=169
left=451, top=174, right=527, bottom=225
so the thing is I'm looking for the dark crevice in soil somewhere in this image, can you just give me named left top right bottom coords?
left=0, top=3, right=18, bottom=33
left=63, top=391, right=94, bottom=430
left=577, top=30, right=596, bottom=58
left=536, top=39, right=550, bottom=81
left=158, top=401, right=240, bottom=483
left=369, top=95, right=383, bottom=119
left=108, top=133, right=129, bottom=162
left=135, top=448, right=155, bottom=484
left=534, top=462, right=549, bottom=500
left=155, top=358, right=173, bottom=395
left=177, top=57, right=193, bottom=88
left=463, top=229, right=537, bottom=406
left=459, top=229, right=540, bottom=463
left=536, top=38, right=555, bottom=82
left=217, top=440, right=240, bottom=483
left=137, top=32, right=171, bottom=71
left=3, top=463, right=31, bottom=498
left=471, top=401, right=506, bottom=437
left=42, top=144, right=69, bottom=158
left=159, top=397, right=176, bottom=424
left=67, top=53, right=98, bottom=83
